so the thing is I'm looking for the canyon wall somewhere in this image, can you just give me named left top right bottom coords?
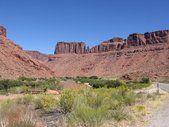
left=54, top=30, right=169, bottom=54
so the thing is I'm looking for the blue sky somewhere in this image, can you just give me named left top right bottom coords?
left=0, top=0, right=169, bottom=54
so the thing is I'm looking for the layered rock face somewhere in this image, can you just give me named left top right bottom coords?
left=55, top=42, right=86, bottom=54
left=145, top=30, right=169, bottom=44
left=0, top=26, right=6, bottom=37
left=90, top=37, right=126, bottom=53
left=54, top=30, right=169, bottom=54
left=47, top=43, right=169, bottom=80
left=127, top=33, right=146, bottom=46
left=44, top=29, right=169, bottom=80
left=127, top=30, right=169, bottom=46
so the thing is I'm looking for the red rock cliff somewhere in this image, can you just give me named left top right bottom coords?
left=54, top=30, right=169, bottom=54
left=127, top=30, right=169, bottom=46
left=55, top=42, right=86, bottom=54
left=90, top=37, right=126, bottom=53
left=0, top=26, right=6, bottom=37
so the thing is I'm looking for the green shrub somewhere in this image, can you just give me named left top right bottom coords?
left=41, top=77, right=62, bottom=90
left=123, top=91, right=137, bottom=106
left=89, top=76, right=99, bottom=79
left=140, top=77, right=150, bottom=84
left=0, top=77, right=62, bottom=94
left=68, top=103, right=107, bottom=127
left=0, top=80, right=10, bottom=93
left=67, top=88, right=132, bottom=126
left=74, top=77, right=124, bottom=88
left=34, top=94, right=58, bottom=112
left=85, top=89, right=112, bottom=109
left=107, top=80, right=124, bottom=88
left=133, top=105, right=147, bottom=116
left=134, top=105, right=146, bottom=112
left=111, top=90, right=124, bottom=107
left=126, top=81, right=150, bottom=89
left=60, top=90, right=76, bottom=113
left=68, top=94, right=109, bottom=127
left=20, top=85, right=30, bottom=93
left=16, top=94, right=34, bottom=105
left=108, top=107, right=128, bottom=121
left=18, top=76, right=36, bottom=82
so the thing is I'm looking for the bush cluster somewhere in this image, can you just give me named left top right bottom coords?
left=74, top=76, right=151, bottom=89
left=0, top=77, right=62, bottom=94
left=60, top=90, right=75, bottom=113
left=74, top=77, right=125, bottom=88
left=60, top=88, right=140, bottom=127
left=34, top=94, right=58, bottom=112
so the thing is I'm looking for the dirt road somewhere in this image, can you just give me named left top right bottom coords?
left=146, top=83, right=169, bottom=127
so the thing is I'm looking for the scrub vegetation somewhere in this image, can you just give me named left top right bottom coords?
left=0, top=76, right=161, bottom=127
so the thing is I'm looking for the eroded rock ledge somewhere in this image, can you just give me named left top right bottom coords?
left=54, top=30, right=169, bottom=54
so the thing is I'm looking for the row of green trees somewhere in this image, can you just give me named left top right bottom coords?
left=74, top=76, right=150, bottom=89
left=0, top=77, right=62, bottom=94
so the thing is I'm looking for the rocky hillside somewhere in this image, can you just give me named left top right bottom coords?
left=29, top=29, right=169, bottom=80
left=25, top=50, right=49, bottom=62
left=3, top=26, right=169, bottom=80
left=46, top=43, right=169, bottom=80
left=0, top=26, right=54, bottom=79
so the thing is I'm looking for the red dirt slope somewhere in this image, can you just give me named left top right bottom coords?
left=0, top=36, right=55, bottom=79
left=46, top=43, right=169, bottom=80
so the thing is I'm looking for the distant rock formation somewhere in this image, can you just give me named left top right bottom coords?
left=54, top=30, right=169, bottom=54
left=127, top=33, right=146, bottom=46
left=55, top=42, right=86, bottom=54
left=145, top=30, right=169, bottom=44
left=90, top=37, right=126, bottom=53
left=127, top=30, right=169, bottom=46
left=0, top=26, right=6, bottom=37
left=26, top=51, right=49, bottom=62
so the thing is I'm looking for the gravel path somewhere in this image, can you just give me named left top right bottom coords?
left=146, top=83, right=169, bottom=127
left=159, top=83, right=169, bottom=92
left=146, top=99, right=169, bottom=127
